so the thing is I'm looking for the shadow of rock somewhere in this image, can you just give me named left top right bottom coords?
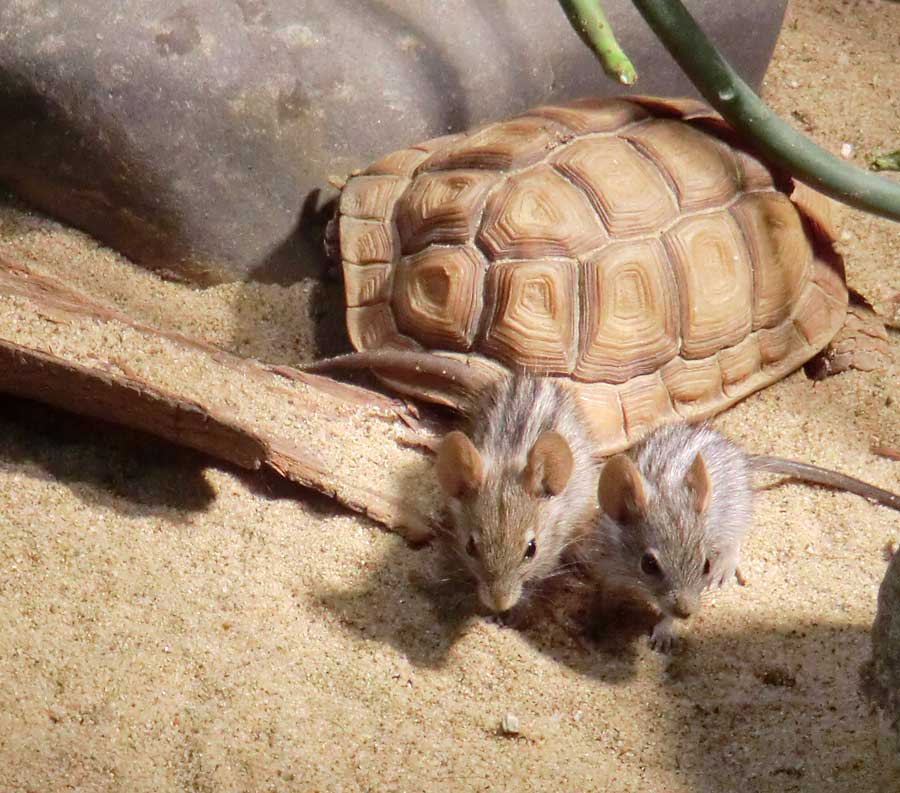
left=655, top=620, right=878, bottom=793
left=226, top=190, right=350, bottom=364
left=252, top=189, right=336, bottom=287
left=0, top=394, right=216, bottom=522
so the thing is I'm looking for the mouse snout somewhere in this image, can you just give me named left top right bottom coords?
left=671, top=592, right=700, bottom=620
left=478, top=581, right=522, bottom=614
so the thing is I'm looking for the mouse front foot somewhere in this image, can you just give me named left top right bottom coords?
left=649, top=616, right=678, bottom=653
left=499, top=602, right=538, bottom=631
left=711, top=550, right=742, bottom=589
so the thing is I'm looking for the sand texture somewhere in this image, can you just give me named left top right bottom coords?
left=1, top=0, right=899, bottom=790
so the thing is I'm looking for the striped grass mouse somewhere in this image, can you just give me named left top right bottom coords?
left=592, top=422, right=900, bottom=652
left=303, top=350, right=599, bottom=617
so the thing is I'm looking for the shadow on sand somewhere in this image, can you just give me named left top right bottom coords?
left=315, top=531, right=879, bottom=792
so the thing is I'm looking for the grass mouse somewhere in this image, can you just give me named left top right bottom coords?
left=591, top=422, right=900, bottom=653
left=302, top=350, right=599, bottom=617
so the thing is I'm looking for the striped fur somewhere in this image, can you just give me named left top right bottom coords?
left=592, top=423, right=752, bottom=646
left=444, top=374, right=599, bottom=613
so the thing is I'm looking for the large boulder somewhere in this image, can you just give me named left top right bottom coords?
left=863, top=550, right=900, bottom=785
left=0, top=0, right=786, bottom=283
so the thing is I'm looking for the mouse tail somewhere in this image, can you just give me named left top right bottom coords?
left=299, top=349, right=499, bottom=413
left=749, top=455, right=900, bottom=512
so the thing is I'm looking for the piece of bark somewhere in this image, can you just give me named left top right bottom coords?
left=872, top=446, right=900, bottom=462
left=886, top=292, right=900, bottom=331
left=0, top=256, right=440, bottom=541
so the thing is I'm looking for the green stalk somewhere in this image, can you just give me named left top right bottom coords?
left=629, top=0, right=900, bottom=221
left=558, top=0, right=637, bottom=85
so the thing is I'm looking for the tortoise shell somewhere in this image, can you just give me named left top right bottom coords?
left=334, top=96, right=847, bottom=454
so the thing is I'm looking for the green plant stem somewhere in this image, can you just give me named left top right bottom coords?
left=559, top=0, right=637, bottom=85
left=629, top=0, right=900, bottom=221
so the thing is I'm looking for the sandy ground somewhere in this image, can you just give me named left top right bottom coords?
left=1, top=0, right=899, bottom=790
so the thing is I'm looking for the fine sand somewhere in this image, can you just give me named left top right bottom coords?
left=1, top=1, right=898, bottom=790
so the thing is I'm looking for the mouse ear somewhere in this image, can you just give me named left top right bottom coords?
left=435, top=431, right=484, bottom=498
left=598, top=454, right=647, bottom=524
left=684, top=453, right=711, bottom=514
left=522, top=431, right=574, bottom=498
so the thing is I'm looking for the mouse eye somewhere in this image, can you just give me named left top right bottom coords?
left=640, top=551, right=661, bottom=577
left=466, top=536, right=478, bottom=558
left=523, top=539, right=537, bottom=560
left=703, top=558, right=711, bottom=576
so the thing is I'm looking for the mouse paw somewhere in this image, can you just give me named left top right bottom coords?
left=503, top=602, right=538, bottom=631
left=649, top=618, right=678, bottom=653
left=711, top=552, right=741, bottom=589
left=711, top=571, right=731, bottom=589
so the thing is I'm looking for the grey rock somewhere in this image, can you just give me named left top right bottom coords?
left=862, top=549, right=900, bottom=784
left=0, top=0, right=786, bottom=283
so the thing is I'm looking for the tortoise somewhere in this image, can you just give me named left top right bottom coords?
left=328, top=96, right=848, bottom=454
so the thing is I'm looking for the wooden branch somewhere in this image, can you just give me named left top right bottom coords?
left=0, top=256, right=440, bottom=542
left=873, top=446, right=900, bottom=463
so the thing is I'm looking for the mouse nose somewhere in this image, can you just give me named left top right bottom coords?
left=479, top=583, right=521, bottom=614
left=672, top=592, right=699, bottom=620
